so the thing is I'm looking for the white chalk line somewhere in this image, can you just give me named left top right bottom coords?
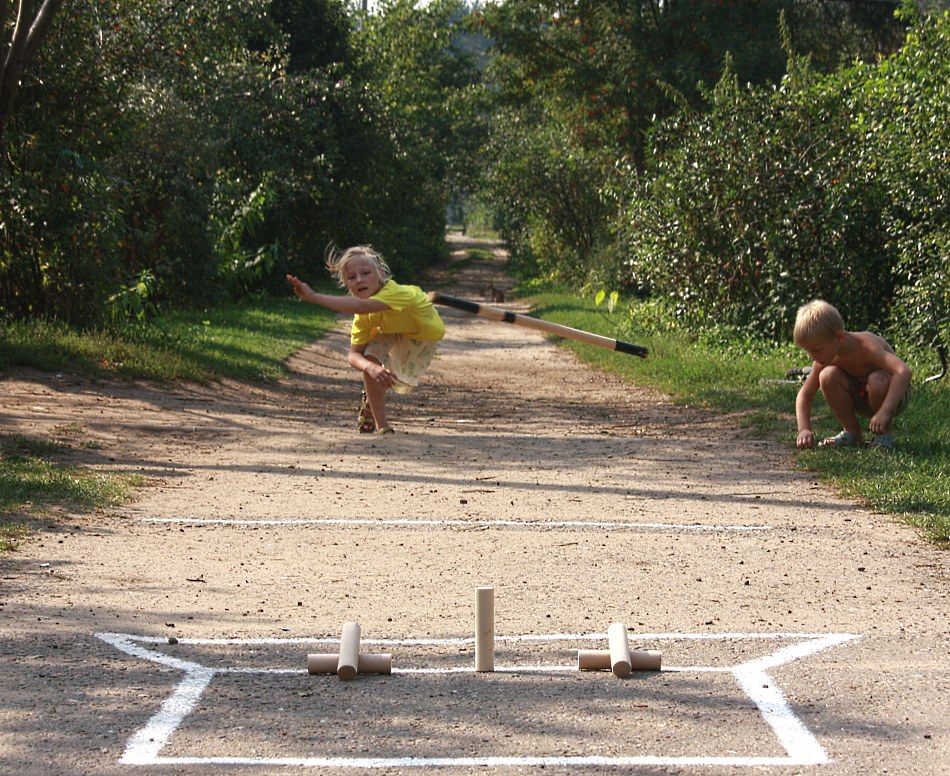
left=117, top=630, right=852, bottom=646
left=112, top=754, right=829, bottom=768
left=96, top=631, right=858, bottom=769
left=142, top=516, right=772, bottom=532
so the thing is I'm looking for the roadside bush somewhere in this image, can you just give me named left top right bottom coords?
left=482, top=105, right=613, bottom=283
left=616, top=12, right=950, bottom=348
left=0, top=152, right=127, bottom=323
left=854, top=11, right=950, bottom=348
left=618, top=52, right=894, bottom=341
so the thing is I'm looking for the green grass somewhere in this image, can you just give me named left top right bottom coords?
left=0, top=296, right=336, bottom=551
left=527, top=289, right=950, bottom=546
left=0, top=296, right=335, bottom=382
left=0, top=522, right=30, bottom=552
left=0, top=434, right=145, bottom=551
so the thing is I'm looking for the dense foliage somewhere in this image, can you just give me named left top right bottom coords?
left=863, top=14, right=950, bottom=349
left=0, top=0, right=479, bottom=327
left=620, top=10, right=950, bottom=343
left=620, top=50, right=894, bottom=339
left=2, top=0, right=948, bottom=356
left=472, top=0, right=948, bottom=350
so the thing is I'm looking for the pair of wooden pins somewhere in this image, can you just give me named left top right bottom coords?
left=305, top=587, right=495, bottom=680
left=579, top=622, right=662, bottom=677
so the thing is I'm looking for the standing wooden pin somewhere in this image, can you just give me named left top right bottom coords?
left=608, top=622, right=632, bottom=678
left=337, top=622, right=362, bottom=681
left=475, top=586, right=495, bottom=672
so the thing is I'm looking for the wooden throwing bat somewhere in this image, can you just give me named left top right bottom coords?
left=427, top=292, right=648, bottom=359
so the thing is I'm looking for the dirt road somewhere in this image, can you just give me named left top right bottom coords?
left=1, top=236, right=947, bottom=774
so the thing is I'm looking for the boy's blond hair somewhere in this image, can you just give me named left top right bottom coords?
left=325, top=244, right=392, bottom=287
left=794, top=299, right=845, bottom=345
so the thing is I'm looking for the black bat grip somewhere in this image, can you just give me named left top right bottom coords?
left=431, top=293, right=481, bottom=314
left=616, top=340, right=649, bottom=358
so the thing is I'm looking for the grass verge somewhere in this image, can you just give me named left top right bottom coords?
left=0, top=296, right=335, bottom=382
left=0, top=434, right=145, bottom=551
left=527, top=288, right=949, bottom=546
left=0, top=296, right=335, bottom=551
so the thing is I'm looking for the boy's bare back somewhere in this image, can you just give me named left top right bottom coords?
left=830, top=330, right=897, bottom=381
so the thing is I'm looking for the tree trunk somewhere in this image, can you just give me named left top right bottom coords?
left=0, top=0, right=64, bottom=144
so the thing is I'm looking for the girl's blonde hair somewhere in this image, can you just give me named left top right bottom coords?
left=325, top=244, right=392, bottom=287
left=794, top=299, right=844, bottom=345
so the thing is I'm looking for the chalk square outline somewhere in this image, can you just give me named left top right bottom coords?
left=96, top=631, right=857, bottom=769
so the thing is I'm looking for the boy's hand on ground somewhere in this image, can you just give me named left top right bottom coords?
left=797, top=430, right=816, bottom=449
left=869, top=411, right=892, bottom=435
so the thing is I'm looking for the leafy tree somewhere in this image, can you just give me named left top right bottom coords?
left=480, top=99, right=614, bottom=282
left=333, top=0, right=479, bottom=276
left=184, top=0, right=480, bottom=292
left=1, top=1, right=282, bottom=322
left=269, top=0, right=352, bottom=73
left=792, top=0, right=907, bottom=69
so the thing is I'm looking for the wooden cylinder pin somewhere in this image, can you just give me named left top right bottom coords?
left=607, top=622, right=632, bottom=677
left=577, top=648, right=661, bottom=672
left=308, top=652, right=392, bottom=675
left=475, top=586, right=495, bottom=672
left=337, top=622, right=361, bottom=680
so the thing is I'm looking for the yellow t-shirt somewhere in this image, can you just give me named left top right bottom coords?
left=350, top=280, right=445, bottom=346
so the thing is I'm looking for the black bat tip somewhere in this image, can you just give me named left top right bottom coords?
left=616, top=340, right=649, bottom=358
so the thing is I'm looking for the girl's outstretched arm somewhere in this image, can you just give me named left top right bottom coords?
left=286, top=275, right=388, bottom=314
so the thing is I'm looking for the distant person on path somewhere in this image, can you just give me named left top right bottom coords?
left=287, top=245, right=445, bottom=435
left=793, top=299, right=912, bottom=450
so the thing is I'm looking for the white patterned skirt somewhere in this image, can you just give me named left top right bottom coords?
left=364, top=334, right=440, bottom=394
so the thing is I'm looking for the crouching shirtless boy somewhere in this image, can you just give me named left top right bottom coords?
left=794, top=300, right=912, bottom=450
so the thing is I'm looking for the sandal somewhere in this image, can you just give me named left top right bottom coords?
left=357, top=391, right=376, bottom=434
left=377, top=426, right=395, bottom=435
left=819, top=430, right=858, bottom=448
left=869, top=434, right=895, bottom=450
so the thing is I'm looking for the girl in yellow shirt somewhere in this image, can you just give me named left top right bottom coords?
left=287, top=246, right=444, bottom=434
